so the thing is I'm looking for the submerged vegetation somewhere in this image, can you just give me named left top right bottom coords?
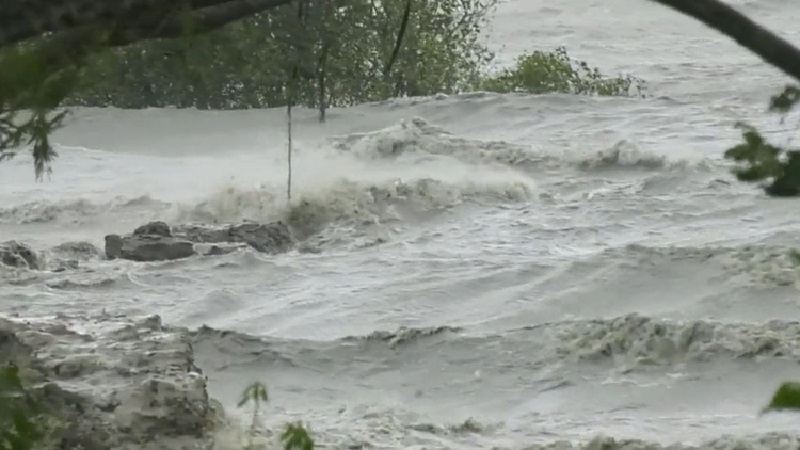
left=0, top=366, right=41, bottom=450
left=763, top=381, right=800, bottom=414
left=0, top=0, right=644, bottom=179
left=237, top=380, right=315, bottom=450
left=65, top=0, right=497, bottom=110
left=480, top=47, right=645, bottom=97
left=724, top=85, right=800, bottom=196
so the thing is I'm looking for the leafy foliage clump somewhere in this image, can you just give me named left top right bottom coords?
left=0, top=0, right=651, bottom=180
left=2, top=0, right=504, bottom=178
left=238, top=380, right=269, bottom=434
left=0, top=37, right=88, bottom=179
left=763, top=381, right=800, bottom=413
left=723, top=84, right=800, bottom=196
left=0, top=366, right=42, bottom=450
left=237, top=380, right=316, bottom=450
left=479, top=47, right=646, bottom=97
left=281, top=422, right=315, bottom=450
left=65, top=0, right=497, bottom=110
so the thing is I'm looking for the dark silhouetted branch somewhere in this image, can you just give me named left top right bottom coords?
left=649, top=0, right=800, bottom=83
left=1, top=0, right=294, bottom=49
left=384, top=0, right=412, bottom=76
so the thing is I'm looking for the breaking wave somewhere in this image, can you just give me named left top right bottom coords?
left=0, top=195, right=166, bottom=225
left=333, top=117, right=711, bottom=173
left=1, top=118, right=716, bottom=248
left=607, top=243, right=800, bottom=288
left=192, top=312, right=800, bottom=372
left=171, top=118, right=717, bottom=241
left=175, top=176, right=533, bottom=240
left=191, top=315, right=800, bottom=449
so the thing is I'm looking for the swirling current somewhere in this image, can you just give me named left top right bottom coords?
left=3, top=0, right=800, bottom=448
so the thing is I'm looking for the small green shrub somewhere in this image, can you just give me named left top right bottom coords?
left=238, top=380, right=270, bottom=447
left=281, top=422, right=315, bottom=450
left=480, top=47, right=645, bottom=97
left=0, top=366, right=42, bottom=450
left=763, top=381, right=800, bottom=413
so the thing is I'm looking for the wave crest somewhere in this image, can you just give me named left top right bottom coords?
left=175, top=174, right=534, bottom=241
left=547, top=313, right=800, bottom=365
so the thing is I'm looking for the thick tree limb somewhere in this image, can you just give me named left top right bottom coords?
left=2, top=0, right=193, bottom=47
left=0, top=0, right=293, bottom=49
left=649, top=0, right=800, bottom=84
left=103, top=0, right=294, bottom=46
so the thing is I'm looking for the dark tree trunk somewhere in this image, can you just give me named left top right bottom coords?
left=318, top=43, right=328, bottom=123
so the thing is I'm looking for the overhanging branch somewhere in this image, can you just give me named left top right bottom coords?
left=0, top=0, right=294, bottom=49
left=102, top=0, right=295, bottom=46
left=649, top=0, right=800, bottom=84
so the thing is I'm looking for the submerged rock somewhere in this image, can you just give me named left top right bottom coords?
left=194, top=242, right=248, bottom=257
left=228, top=222, right=294, bottom=253
left=106, top=221, right=194, bottom=262
left=105, top=220, right=294, bottom=261
left=105, top=234, right=195, bottom=262
left=50, top=241, right=103, bottom=260
left=0, top=240, right=40, bottom=270
left=132, top=221, right=172, bottom=238
left=0, top=314, right=224, bottom=450
left=174, top=224, right=230, bottom=244
left=46, top=241, right=103, bottom=272
left=174, top=221, right=294, bottom=254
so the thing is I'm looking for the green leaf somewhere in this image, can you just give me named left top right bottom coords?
left=769, top=85, right=800, bottom=113
left=763, top=381, right=800, bottom=413
left=237, top=381, right=269, bottom=408
left=281, top=422, right=315, bottom=450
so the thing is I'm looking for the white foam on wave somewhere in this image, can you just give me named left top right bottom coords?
left=1, top=114, right=716, bottom=239
left=170, top=118, right=539, bottom=238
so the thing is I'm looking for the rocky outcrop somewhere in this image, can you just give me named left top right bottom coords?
left=105, top=235, right=195, bottom=262
left=0, top=314, right=224, bottom=450
left=104, top=220, right=295, bottom=261
left=50, top=241, right=103, bottom=259
left=0, top=241, right=106, bottom=272
left=174, top=222, right=294, bottom=255
left=46, top=241, right=103, bottom=272
left=133, top=221, right=172, bottom=238
left=105, top=222, right=195, bottom=262
left=0, top=240, right=40, bottom=270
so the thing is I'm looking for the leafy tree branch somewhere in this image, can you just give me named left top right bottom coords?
left=649, top=0, right=800, bottom=196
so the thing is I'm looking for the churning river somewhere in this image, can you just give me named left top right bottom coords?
left=3, top=0, right=800, bottom=448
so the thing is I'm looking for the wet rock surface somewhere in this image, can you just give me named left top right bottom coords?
left=0, top=240, right=40, bottom=270
left=105, top=234, right=196, bottom=262
left=104, top=221, right=294, bottom=261
left=50, top=241, right=103, bottom=260
left=132, top=221, right=172, bottom=238
left=46, top=241, right=103, bottom=272
left=0, top=314, right=224, bottom=450
left=174, top=221, right=294, bottom=254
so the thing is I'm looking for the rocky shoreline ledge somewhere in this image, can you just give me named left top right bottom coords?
left=105, top=221, right=294, bottom=262
left=0, top=220, right=295, bottom=272
left=1, top=313, right=227, bottom=450
left=0, top=221, right=292, bottom=449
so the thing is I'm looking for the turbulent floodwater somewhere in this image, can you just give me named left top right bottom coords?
left=3, top=0, right=800, bottom=448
